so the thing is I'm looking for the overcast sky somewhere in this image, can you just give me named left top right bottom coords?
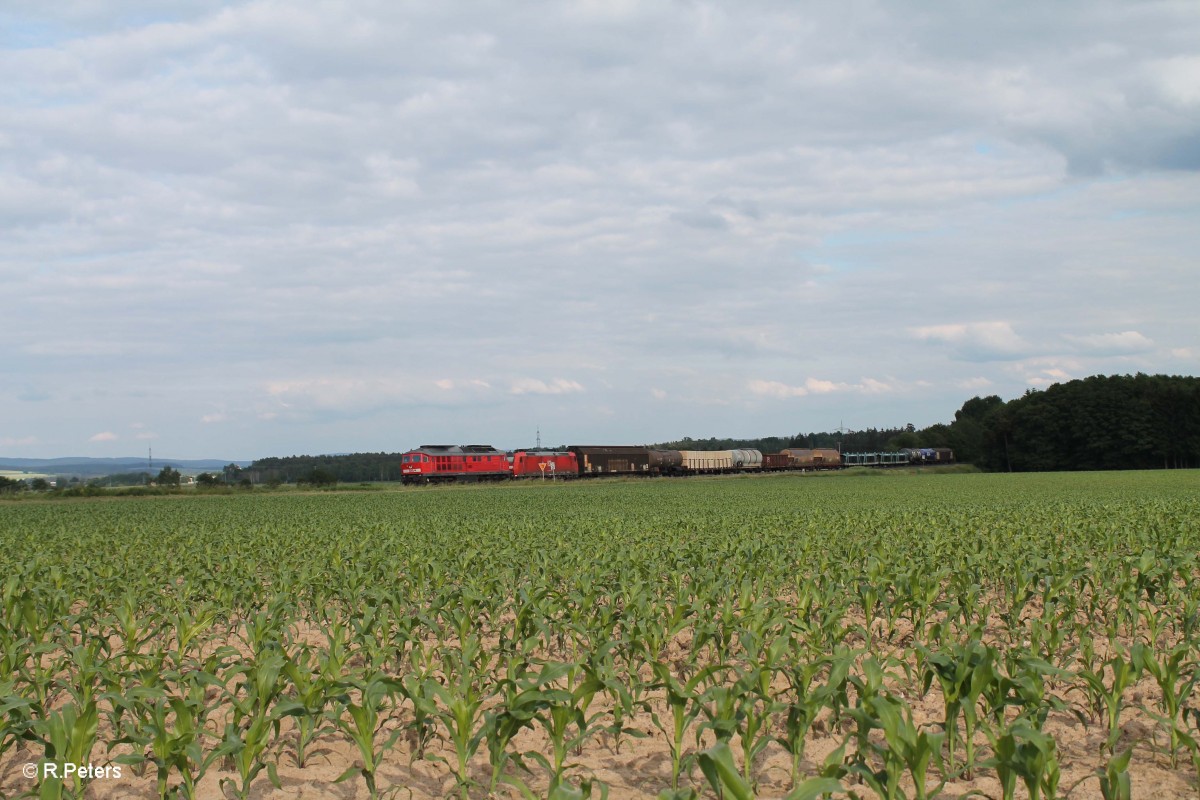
left=2, top=1, right=1198, bottom=459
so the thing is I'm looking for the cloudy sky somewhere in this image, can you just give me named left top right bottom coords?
left=2, top=1, right=1198, bottom=459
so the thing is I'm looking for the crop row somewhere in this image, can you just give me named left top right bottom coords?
left=1, top=471, right=1198, bottom=798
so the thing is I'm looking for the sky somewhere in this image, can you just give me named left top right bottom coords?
left=2, top=1, right=1198, bottom=460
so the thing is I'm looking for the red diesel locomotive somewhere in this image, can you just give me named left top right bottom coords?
left=400, top=445, right=578, bottom=484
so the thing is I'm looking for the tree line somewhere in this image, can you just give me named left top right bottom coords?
left=655, top=374, right=1200, bottom=472
left=959, top=373, right=1200, bottom=471
left=238, top=374, right=1196, bottom=479
left=246, top=453, right=402, bottom=484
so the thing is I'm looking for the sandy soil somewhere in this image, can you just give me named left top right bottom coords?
left=2, top=610, right=1198, bottom=799
left=3, top=683, right=1195, bottom=799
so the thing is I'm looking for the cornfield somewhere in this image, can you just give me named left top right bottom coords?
left=2, top=470, right=1199, bottom=799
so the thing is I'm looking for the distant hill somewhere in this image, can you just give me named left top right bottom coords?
left=0, top=457, right=251, bottom=477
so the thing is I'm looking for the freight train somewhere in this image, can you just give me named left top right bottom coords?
left=399, top=443, right=953, bottom=484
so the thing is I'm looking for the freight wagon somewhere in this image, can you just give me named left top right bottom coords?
left=842, top=448, right=956, bottom=467
left=568, top=446, right=682, bottom=476
left=779, top=448, right=842, bottom=470
left=676, top=449, right=763, bottom=473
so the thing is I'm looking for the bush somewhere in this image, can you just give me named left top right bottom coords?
left=156, top=466, right=181, bottom=488
left=298, top=468, right=337, bottom=487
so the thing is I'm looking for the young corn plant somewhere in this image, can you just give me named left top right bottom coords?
left=918, top=638, right=994, bottom=778
left=483, top=661, right=569, bottom=797
left=214, top=650, right=302, bottom=800
left=281, top=646, right=343, bottom=768
left=333, top=674, right=404, bottom=800
left=846, top=659, right=945, bottom=800
left=424, top=638, right=496, bottom=800
left=696, top=740, right=753, bottom=800
left=109, top=594, right=159, bottom=678
left=733, top=669, right=781, bottom=792
left=0, top=678, right=39, bottom=761
left=166, top=603, right=216, bottom=668
left=1096, top=746, right=1133, bottom=800
left=1132, top=642, right=1197, bottom=768
left=545, top=776, right=610, bottom=800
left=110, top=679, right=221, bottom=800
left=698, top=684, right=741, bottom=747
left=1072, top=646, right=1142, bottom=754
left=1179, top=706, right=1200, bottom=798
left=894, top=566, right=945, bottom=644
left=400, top=671, right=439, bottom=761
left=776, top=649, right=852, bottom=789
left=853, top=558, right=891, bottom=650
left=14, top=605, right=62, bottom=720
left=983, top=720, right=1061, bottom=800
left=697, top=661, right=780, bottom=793
left=650, top=661, right=724, bottom=792
left=578, top=644, right=645, bottom=755
left=35, top=698, right=99, bottom=800
left=982, top=654, right=1069, bottom=733
left=529, top=668, right=594, bottom=792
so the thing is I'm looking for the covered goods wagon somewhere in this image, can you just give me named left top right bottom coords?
left=569, top=446, right=680, bottom=475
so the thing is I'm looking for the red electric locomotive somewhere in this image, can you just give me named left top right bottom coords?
left=510, top=449, right=578, bottom=479
left=400, top=445, right=510, bottom=484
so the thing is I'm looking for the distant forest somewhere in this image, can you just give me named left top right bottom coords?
left=246, top=454, right=404, bottom=485
left=657, top=374, right=1200, bottom=471
left=244, top=374, right=1199, bottom=482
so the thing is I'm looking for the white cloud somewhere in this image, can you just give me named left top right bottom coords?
left=435, top=379, right=491, bottom=391
left=263, top=374, right=499, bottom=418
left=748, top=377, right=892, bottom=399
left=805, top=379, right=844, bottom=394
left=1027, top=369, right=1073, bottom=388
left=265, top=377, right=402, bottom=414
left=201, top=413, right=227, bottom=424
left=1150, top=56, right=1200, bottom=107
left=510, top=378, right=584, bottom=396
left=1008, top=358, right=1083, bottom=388
left=2, top=3, right=1198, bottom=456
left=748, top=380, right=809, bottom=399
left=859, top=378, right=893, bottom=394
left=89, top=431, right=117, bottom=442
left=1064, top=330, right=1154, bottom=355
left=912, top=322, right=1029, bottom=361
left=1, top=436, right=37, bottom=447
